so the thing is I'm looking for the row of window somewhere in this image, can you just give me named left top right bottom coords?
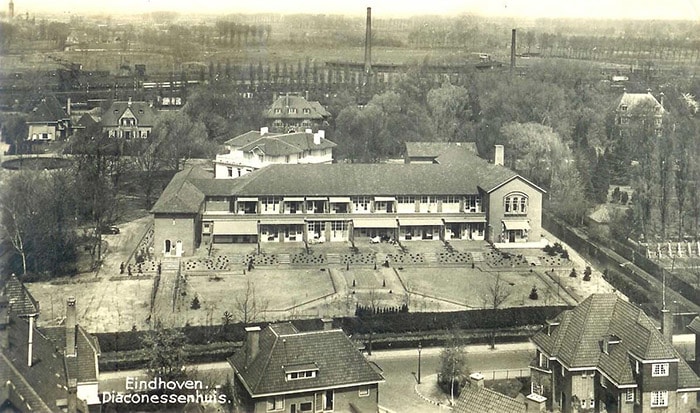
left=273, top=107, right=312, bottom=114
left=267, top=388, right=369, bottom=412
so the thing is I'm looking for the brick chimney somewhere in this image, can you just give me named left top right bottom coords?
left=469, top=372, right=484, bottom=388
left=494, top=145, right=505, bottom=166
left=321, top=318, right=333, bottom=331
left=245, top=326, right=261, bottom=366
left=67, top=378, right=78, bottom=413
left=661, top=308, right=673, bottom=343
left=66, top=297, right=77, bottom=357
left=525, top=393, right=547, bottom=412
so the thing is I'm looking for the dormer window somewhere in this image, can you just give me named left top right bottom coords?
left=288, top=108, right=297, bottom=114
left=652, top=363, right=669, bottom=377
left=303, top=108, right=310, bottom=114
left=274, top=108, right=282, bottom=114
left=621, top=104, right=628, bottom=111
left=284, top=363, right=319, bottom=381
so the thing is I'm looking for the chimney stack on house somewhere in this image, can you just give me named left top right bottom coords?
left=321, top=318, right=333, bottom=331
left=245, top=326, right=261, bottom=366
left=260, top=126, right=269, bottom=136
left=510, top=29, right=517, bottom=70
left=364, top=7, right=372, bottom=75
left=494, top=145, right=505, bottom=166
left=313, top=129, right=325, bottom=145
left=127, top=97, right=132, bottom=107
left=469, top=372, right=484, bottom=388
left=661, top=307, right=673, bottom=342
left=66, top=97, right=71, bottom=116
left=525, top=393, right=547, bottom=412
left=67, top=378, right=78, bottom=413
left=66, top=297, right=77, bottom=357
left=659, top=92, right=665, bottom=108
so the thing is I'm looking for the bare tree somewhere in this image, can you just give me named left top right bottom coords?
left=233, top=278, right=269, bottom=324
left=482, top=273, right=512, bottom=349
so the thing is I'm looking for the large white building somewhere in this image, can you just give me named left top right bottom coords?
left=214, top=127, right=336, bottom=179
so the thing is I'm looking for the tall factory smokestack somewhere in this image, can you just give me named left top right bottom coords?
left=364, top=7, right=372, bottom=75
left=8, top=0, right=14, bottom=19
left=510, top=29, right=517, bottom=71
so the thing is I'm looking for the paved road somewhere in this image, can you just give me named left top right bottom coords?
left=100, top=343, right=535, bottom=412
left=370, top=342, right=535, bottom=413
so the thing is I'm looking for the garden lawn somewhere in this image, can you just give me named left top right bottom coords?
left=396, top=267, right=567, bottom=308
left=182, top=269, right=335, bottom=323
left=26, top=277, right=153, bottom=333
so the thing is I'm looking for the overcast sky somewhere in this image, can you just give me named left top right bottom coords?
left=12, top=0, right=700, bottom=20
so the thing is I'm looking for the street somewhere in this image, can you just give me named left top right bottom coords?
left=370, top=342, right=535, bottom=413
left=98, top=343, right=536, bottom=413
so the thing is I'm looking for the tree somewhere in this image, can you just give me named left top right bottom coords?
left=71, top=135, right=122, bottom=262
left=500, top=122, right=570, bottom=189
left=0, top=170, right=78, bottom=277
left=482, top=273, right=512, bottom=349
left=151, top=111, right=213, bottom=171
left=0, top=113, right=28, bottom=154
left=426, top=84, right=470, bottom=141
left=438, top=333, right=469, bottom=403
left=142, top=328, right=189, bottom=383
left=233, top=278, right=269, bottom=324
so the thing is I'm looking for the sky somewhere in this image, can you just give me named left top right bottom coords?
left=11, top=0, right=700, bottom=20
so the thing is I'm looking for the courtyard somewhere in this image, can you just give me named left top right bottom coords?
left=23, top=214, right=617, bottom=332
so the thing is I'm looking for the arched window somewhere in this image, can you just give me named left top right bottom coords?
left=504, top=192, right=528, bottom=214
left=164, top=239, right=171, bottom=253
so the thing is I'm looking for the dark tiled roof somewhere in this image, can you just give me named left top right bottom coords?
left=156, top=152, right=537, bottom=213
left=74, top=113, right=99, bottom=129
left=230, top=324, right=384, bottom=397
left=454, top=383, right=526, bottom=413
left=150, top=167, right=211, bottom=214
left=1, top=353, right=54, bottom=412
left=687, top=316, right=700, bottom=334
left=101, top=101, right=158, bottom=127
left=4, top=313, right=67, bottom=410
left=264, top=95, right=330, bottom=120
left=532, top=294, right=700, bottom=388
left=230, top=160, right=518, bottom=197
left=4, top=274, right=39, bottom=316
left=27, top=96, right=68, bottom=123
left=44, top=326, right=100, bottom=383
left=405, top=142, right=478, bottom=163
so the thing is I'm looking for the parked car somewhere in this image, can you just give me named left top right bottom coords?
left=97, top=225, right=120, bottom=235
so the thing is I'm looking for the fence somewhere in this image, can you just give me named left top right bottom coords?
left=483, top=368, right=530, bottom=381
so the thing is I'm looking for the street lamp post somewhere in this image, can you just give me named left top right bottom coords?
left=417, top=342, right=422, bottom=384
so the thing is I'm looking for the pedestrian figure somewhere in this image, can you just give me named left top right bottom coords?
left=157, top=262, right=162, bottom=276
left=120, top=262, right=125, bottom=274
left=127, top=264, right=132, bottom=276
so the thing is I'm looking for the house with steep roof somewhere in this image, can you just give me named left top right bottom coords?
left=1, top=275, right=101, bottom=412
left=530, top=294, right=700, bottom=413
left=214, top=127, right=336, bottom=179
left=27, top=96, right=71, bottom=141
left=101, top=98, right=158, bottom=139
left=264, top=94, right=331, bottom=133
left=151, top=146, right=544, bottom=257
left=615, top=90, right=666, bottom=136
left=229, top=322, right=384, bottom=413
